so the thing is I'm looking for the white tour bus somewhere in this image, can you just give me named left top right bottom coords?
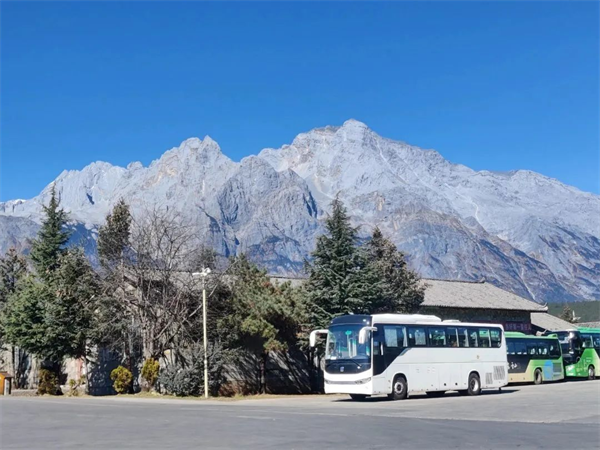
left=310, top=313, right=508, bottom=400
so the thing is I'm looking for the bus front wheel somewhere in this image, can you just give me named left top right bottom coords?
left=588, top=365, right=595, bottom=380
left=388, top=375, right=408, bottom=401
left=534, top=369, right=543, bottom=385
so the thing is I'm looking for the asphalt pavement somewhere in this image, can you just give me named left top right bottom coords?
left=1, top=380, right=599, bottom=449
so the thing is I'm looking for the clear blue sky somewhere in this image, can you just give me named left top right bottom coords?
left=1, top=1, right=598, bottom=201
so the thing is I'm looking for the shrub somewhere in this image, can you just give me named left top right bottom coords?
left=141, top=358, right=160, bottom=391
left=110, top=366, right=133, bottom=394
left=38, top=369, right=60, bottom=395
left=158, top=343, right=230, bottom=397
left=158, top=365, right=202, bottom=397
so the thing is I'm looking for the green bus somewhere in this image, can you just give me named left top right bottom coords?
left=506, top=332, right=564, bottom=384
left=551, top=328, right=600, bottom=379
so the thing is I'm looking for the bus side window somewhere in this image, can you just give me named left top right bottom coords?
left=478, top=328, right=491, bottom=348
left=581, top=334, right=593, bottom=349
left=594, top=337, right=600, bottom=349
left=507, top=341, right=515, bottom=355
left=538, top=341, right=549, bottom=356
left=408, top=327, right=427, bottom=347
left=468, top=329, right=478, bottom=347
left=549, top=341, right=561, bottom=358
left=383, top=325, right=407, bottom=348
left=428, top=328, right=446, bottom=347
left=446, top=327, right=458, bottom=347
left=490, top=329, right=502, bottom=348
left=527, top=343, right=537, bottom=356
left=515, top=341, right=526, bottom=355
left=458, top=328, right=469, bottom=347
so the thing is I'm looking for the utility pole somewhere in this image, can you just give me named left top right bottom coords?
left=193, top=268, right=211, bottom=398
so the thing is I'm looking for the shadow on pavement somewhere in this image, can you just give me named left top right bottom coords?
left=333, top=387, right=520, bottom=403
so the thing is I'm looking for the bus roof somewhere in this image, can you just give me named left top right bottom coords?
left=505, top=332, right=558, bottom=340
left=330, top=314, right=505, bottom=329
left=371, top=313, right=442, bottom=324
left=578, top=327, right=600, bottom=333
left=369, top=314, right=504, bottom=329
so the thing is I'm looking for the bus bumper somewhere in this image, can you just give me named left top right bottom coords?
left=324, top=377, right=373, bottom=395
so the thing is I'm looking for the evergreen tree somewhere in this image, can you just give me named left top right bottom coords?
left=364, top=227, right=424, bottom=313
left=0, top=248, right=29, bottom=380
left=1, top=277, right=53, bottom=359
left=2, top=249, right=98, bottom=364
left=221, top=254, right=303, bottom=393
left=47, top=249, right=99, bottom=360
left=0, top=248, right=27, bottom=306
left=30, top=186, right=70, bottom=280
left=304, top=197, right=365, bottom=328
left=2, top=192, right=97, bottom=378
left=97, top=199, right=132, bottom=270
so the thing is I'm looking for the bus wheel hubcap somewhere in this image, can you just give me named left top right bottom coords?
left=395, top=382, right=403, bottom=394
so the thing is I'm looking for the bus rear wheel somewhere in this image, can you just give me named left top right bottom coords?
left=534, top=369, right=543, bottom=385
left=388, top=375, right=408, bottom=401
left=588, top=365, right=595, bottom=380
left=349, top=394, right=368, bottom=401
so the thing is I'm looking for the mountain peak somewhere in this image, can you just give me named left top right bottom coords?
left=341, top=118, right=369, bottom=130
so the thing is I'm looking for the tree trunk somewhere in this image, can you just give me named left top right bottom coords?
left=260, top=353, right=268, bottom=394
left=84, top=344, right=91, bottom=395
left=11, top=346, right=16, bottom=389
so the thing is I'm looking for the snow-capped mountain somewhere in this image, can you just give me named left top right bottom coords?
left=2, top=120, right=598, bottom=302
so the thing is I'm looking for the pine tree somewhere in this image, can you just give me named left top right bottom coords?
left=97, top=199, right=131, bottom=270
left=221, top=254, right=303, bottom=393
left=0, top=248, right=27, bottom=306
left=2, top=249, right=98, bottom=364
left=364, top=227, right=424, bottom=313
left=94, top=200, right=135, bottom=364
left=1, top=277, right=53, bottom=359
left=2, top=191, right=98, bottom=377
left=304, top=197, right=364, bottom=328
left=47, top=249, right=99, bottom=360
left=0, top=248, right=29, bottom=383
left=30, top=186, right=70, bottom=280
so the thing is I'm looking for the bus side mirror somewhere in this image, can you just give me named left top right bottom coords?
left=358, top=327, right=377, bottom=345
left=309, top=329, right=328, bottom=347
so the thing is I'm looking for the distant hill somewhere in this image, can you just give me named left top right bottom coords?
left=548, top=301, right=600, bottom=323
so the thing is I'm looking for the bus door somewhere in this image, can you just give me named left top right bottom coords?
left=507, top=339, right=529, bottom=381
left=444, top=327, right=462, bottom=390
left=375, top=325, right=408, bottom=393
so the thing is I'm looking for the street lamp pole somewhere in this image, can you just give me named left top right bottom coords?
left=193, top=268, right=211, bottom=399
left=202, top=276, right=208, bottom=399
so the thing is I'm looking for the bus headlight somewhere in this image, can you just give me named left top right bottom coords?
left=355, top=377, right=371, bottom=385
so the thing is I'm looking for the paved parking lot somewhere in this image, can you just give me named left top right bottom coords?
left=1, top=380, right=599, bottom=449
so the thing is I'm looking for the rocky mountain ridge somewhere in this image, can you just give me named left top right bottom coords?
left=2, top=119, right=598, bottom=302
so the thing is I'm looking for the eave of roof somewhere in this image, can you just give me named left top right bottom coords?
left=419, top=278, right=547, bottom=312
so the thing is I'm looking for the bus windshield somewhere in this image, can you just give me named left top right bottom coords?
left=555, top=331, right=583, bottom=357
left=325, top=324, right=371, bottom=361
